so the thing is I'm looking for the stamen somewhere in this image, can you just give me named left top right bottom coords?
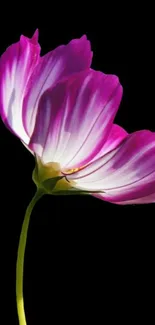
left=63, top=164, right=87, bottom=175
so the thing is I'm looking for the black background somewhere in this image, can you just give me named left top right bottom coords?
left=0, top=21, right=155, bottom=324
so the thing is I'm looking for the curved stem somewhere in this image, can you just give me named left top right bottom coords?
left=16, top=189, right=44, bottom=325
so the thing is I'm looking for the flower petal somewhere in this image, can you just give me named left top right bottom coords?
left=0, top=30, right=40, bottom=143
left=67, top=130, right=155, bottom=204
left=29, top=69, right=122, bottom=168
left=91, top=123, right=128, bottom=160
left=23, top=35, right=93, bottom=138
left=103, top=192, right=155, bottom=205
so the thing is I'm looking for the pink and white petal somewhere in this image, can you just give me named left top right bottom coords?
left=93, top=171, right=155, bottom=204
left=113, top=192, right=155, bottom=205
left=28, top=70, right=122, bottom=168
left=91, top=123, right=128, bottom=161
left=23, top=35, right=93, bottom=137
left=60, top=75, right=122, bottom=169
left=0, top=30, right=40, bottom=143
left=67, top=130, right=155, bottom=204
left=95, top=192, right=155, bottom=205
left=22, top=141, right=34, bottom=155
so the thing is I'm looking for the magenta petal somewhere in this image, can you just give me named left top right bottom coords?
left=91, top=123, right=128, bottom=161
left=31, top=29, right=39, bottom=44
left=69, top=130, right=155, bottom=204
left=23, top=35, right=93, bottom=137
left=111, top=192, right=155, bottom=205
left=0, top=31, right=40, bottom=143
left=29, top=69, right=122, bottom=167
left=93, top=176, right=155, bottom=205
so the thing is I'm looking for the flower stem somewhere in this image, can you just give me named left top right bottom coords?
left=16, top=189, right=44, bottom=325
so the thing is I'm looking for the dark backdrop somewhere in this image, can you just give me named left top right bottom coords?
left=0, top=24, right=154, bottom=324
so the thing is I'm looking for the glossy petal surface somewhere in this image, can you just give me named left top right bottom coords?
left=29, top=70, right=122, bottom=168
left=66, top=131, right=155, bottom=204
left=23, top=36, right=93, bottom=137
left=0, top=30, right=40, bottom=143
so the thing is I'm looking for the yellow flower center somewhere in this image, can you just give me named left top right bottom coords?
left=64, top=165, right=87, bottom=175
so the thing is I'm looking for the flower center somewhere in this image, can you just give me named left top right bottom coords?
left=63, top=165, right=87, bottom=175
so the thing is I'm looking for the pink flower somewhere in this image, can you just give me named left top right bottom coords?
left=0, top=29, right=92, bottom=144
left=1, top=30, right=155, bottom=205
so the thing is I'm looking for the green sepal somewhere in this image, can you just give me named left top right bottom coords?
left=42, top=176, right=66, bottom=194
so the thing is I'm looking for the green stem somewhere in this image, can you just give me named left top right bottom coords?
left=16, top=189, right=44, bottom=325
